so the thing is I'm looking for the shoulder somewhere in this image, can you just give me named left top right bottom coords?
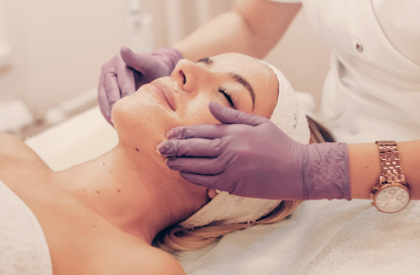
left=95, top=240, right=186, bottom=275
left=143, top=247, right=186, bottom=275
left=0, top=133, right=49, bottom=167
left=128, top=246, right=186, bottom=275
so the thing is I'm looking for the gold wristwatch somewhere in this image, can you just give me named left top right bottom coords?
left=371, top=141, right=410, bottom=213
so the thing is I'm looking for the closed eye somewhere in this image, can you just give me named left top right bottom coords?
left=219, top=88, right=235, bottom=108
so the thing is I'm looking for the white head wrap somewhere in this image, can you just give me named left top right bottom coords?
left=179, top=61, right=310, bottom=229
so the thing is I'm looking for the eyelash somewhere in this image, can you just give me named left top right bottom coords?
left=219, top=87, right=235, bottom=108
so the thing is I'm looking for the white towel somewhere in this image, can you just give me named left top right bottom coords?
left=173, top=199, right=370, bottom=275
left=301, top=200, right=420, bottom=275
left=0, top=180, right=53, bottom=275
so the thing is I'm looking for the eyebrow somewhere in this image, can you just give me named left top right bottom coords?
left=197, top=57, right=213, bottom=64
left=197, top=57, right=256, bottom=110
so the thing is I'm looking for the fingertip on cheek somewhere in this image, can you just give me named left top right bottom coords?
left=156, top=141, right=166, bottom=155
left=160, top=157, right=172, bottom=170
left=165, top=157, right=176, bottom=169
left=165, top=130, right=173, bottom=139
left=156, top=146, right=162, bottom=156
left=166, top=127, right=184, bottom=139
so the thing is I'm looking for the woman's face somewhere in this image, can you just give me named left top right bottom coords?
left=112, top=53, right=278, bottom=148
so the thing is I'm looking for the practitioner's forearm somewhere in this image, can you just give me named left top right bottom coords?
left=173, top=12, right=264, bottom=61
left=348, top=141, right=420, bottom=200
left=173, top=0, right=301, bottom=61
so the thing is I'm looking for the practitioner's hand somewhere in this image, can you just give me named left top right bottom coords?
left=158, top=102, right=351, bottom=201
left=98, top=46, right=183, bottom=125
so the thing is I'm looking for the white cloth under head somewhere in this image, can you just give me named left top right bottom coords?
left=0, top=180, right=53, bottom=275
left=179, top=61, right=310, bottom=229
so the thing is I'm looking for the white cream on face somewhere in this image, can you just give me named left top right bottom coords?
left=113, top=53, right=279, bottom=160
left=185, top=105, right=206, bottom=124
left=113, top=92, right=178, bottom=151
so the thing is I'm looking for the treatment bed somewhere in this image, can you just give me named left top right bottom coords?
left=25, top=106, right=420, bottom=275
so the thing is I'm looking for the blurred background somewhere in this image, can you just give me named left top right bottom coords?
left=0, top=0, right=330, bottom=138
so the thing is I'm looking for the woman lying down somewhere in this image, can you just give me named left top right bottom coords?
left=0, top=53, right=333, bottom=275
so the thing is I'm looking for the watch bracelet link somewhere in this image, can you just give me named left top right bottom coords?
left=375, top=140, right=405, bottom=184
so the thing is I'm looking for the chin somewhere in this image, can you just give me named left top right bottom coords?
left=111, top=91, right=178, bottom=149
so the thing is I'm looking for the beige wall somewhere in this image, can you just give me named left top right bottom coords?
left=265, top=9, right=331, bottom=113
left=0, top=0, right=331, bottom=120
left=0, top=0, right=130, bottom=117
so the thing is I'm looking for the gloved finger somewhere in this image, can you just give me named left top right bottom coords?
left=121, top=47, right=168, bottom=85
left=104, top=72, right=122, bottom=111
left=158, top=138, right=223, bottom=157
left=116, top=63, right=136, bottom=97
left=98, top=89, right=111, bottom=124
left=120, top=46, right=143, bottom=70
left=121, top=46, right=157, bottom=74
left=165, top=124, right=228, bottom=140
left=209, top=101, right=268, bottom=126
left=166, top=156, right=227, bottom=175
left=98, top=83, right=112, bottom=124
left=179, top=172, right=228, bottom=191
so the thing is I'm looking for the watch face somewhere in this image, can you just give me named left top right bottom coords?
left=375, top=186, right=410, bottom=213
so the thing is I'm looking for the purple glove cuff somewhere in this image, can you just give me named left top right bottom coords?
left=153, top=47, right=183, bottom=75
left=303, top=142, right=351, bottom=200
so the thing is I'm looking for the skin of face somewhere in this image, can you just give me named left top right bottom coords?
left=109, top=53, right=279, bottom=212
left=111, top=53, right=278, bottom=152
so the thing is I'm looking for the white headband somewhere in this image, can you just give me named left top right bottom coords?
left=179, top=61, right=310, bottom=229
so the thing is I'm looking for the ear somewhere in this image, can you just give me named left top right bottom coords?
left=207, top=189, right=218, bottom=199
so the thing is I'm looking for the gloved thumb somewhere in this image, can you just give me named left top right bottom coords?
left=208, top=101, right=268, bottom=126
left=120, top=46, right=150, bottom=72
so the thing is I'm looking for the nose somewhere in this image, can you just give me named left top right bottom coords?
left=171, top=59, right=210, bottom=94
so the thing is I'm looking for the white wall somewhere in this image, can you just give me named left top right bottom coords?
left=265, top=9, right=331, bottom=112
left=0, top=0, right=129, bottom=117
left=0, top=1, right=11, bottom=68
left=0, top=0, right=331, bottom=121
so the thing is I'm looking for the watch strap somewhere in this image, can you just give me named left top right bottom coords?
left=375, top=140, right=404, bottom=183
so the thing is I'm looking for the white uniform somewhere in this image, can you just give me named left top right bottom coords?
left=273, top=0, right=420, bottom=142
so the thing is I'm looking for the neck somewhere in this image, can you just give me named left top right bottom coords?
left=53, top=143, right=208, bottom=244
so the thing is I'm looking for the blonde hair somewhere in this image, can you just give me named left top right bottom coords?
left=153, top=116, right=335, bottom=251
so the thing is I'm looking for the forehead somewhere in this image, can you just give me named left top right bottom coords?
left=211, top=53, right=278, bottom=118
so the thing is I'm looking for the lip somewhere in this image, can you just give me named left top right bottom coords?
left=148, top=80, right=177, bottom=111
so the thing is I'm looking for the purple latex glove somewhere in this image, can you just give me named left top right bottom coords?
left=158, top=102, right=351, bottom=201
left=98, top=46, right=183, bottom=124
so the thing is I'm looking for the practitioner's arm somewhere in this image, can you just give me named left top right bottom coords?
left=174, top=0, right=302, bottom=61
left=158, top=102, right=420, bottom=202
left=349, top=141, right=420, bottom=200
left=98, top=0, right=301, bottom=124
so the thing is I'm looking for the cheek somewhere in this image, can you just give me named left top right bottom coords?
left=179, top=93, right=221, bottom=125
left=112, top=90, right=223, bottom=149
left=112, top=93, right=181, bottom=147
